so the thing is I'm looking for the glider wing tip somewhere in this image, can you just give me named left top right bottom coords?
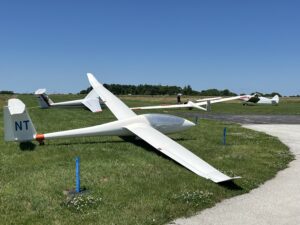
left=87, top=72, right=93, bottom=77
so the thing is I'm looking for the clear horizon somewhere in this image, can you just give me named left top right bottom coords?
left=1, top=83, right=291, bottom=97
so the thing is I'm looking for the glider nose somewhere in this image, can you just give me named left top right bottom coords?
left=183, top=119, right=195, bottom=128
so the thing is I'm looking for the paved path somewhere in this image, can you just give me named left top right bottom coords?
left=169, top=125, right=300, bottom=225
left=177, top=113, right=300, bottom=124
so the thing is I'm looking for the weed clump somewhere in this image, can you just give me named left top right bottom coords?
left=172, top=190, right=213, bottom=206
left=65, top=194, right=102, bottom=212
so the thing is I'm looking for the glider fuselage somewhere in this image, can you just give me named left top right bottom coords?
left=38, top=114, right=194, bottom=141
left=50, top=99, right=84, bottom=107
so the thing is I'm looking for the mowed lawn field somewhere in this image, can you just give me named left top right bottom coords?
left=0, top=94, right=295, bottom=225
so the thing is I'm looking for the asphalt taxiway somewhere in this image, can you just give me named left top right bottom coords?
left=168, top=125, right=300, bottom=225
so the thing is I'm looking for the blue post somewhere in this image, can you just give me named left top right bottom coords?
left=75, top=157, right=80, bottom=193
left=223, top=127, right=227, bottom=145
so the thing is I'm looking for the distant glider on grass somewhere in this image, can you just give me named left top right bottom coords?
left=131, top=96, right=243, bottom=111
left=35, top=89, right=229, bottom=113
left=4, top=73, right=240, bottom=183
left=35, top=88, right=102, bottom=112
left=240, top=94, right=280, bottom=106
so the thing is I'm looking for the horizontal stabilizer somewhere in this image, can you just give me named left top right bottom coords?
left=7, top=98, right=26, bottom=115
left=187, top=101, right=207, bottom=111
left=85, top=89, right=99, bottom=100
left=82, top=98, right=102, bottom=113
left=35, top=88, right=47, bottom=95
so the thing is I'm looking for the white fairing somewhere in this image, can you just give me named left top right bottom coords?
left=4, top=99, right=36, bottom=142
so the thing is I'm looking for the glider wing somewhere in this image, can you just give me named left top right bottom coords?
left=125, top=123, right=239, bottom=183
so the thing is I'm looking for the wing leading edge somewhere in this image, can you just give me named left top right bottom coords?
left=131, top=96, right=242, bottom=111
left=131, top=101, right=207, bottom=111
left=87, top=73, right=136, bottom=120
left=125, top=123, right=239, bottom=183
left=198, top=96, right=242, bottom=105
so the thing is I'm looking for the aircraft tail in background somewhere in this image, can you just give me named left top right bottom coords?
left=35, top=89, right=53, bottom=108
left=272, top=95, right=280, bottom=104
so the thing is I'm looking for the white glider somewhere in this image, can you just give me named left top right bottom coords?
left=131, top=96, right=243, bottom=111
left=240, top=94, right=280, bottom=105
left=4, top=73, right=240, bottom=183
left=35, top=88, right=102, bottom=112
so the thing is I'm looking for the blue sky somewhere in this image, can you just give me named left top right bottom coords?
left=0, top=0, right=299, bottom=95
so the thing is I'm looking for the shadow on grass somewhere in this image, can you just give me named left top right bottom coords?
left=19, top=142, right=37, bottom=151
left=120, top=136, right=162, bottom=157
left=219, top=180, right=243, bottom=190
left=172, top=137, right=197, bottom=142
left=48, top=136, right=194, bottom=152
left=120, top=136, right=197, bottom=161
left=49, top=139, right=125, bottom=146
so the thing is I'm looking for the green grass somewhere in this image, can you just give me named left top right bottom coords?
left=0, top=94, right=294, bottom=225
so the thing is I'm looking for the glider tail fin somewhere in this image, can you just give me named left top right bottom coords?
left=35, top=89, right=53, bottom=108
left=272, top=95, right=280, bottom=104
left=4, top=99, right=37, bottom=142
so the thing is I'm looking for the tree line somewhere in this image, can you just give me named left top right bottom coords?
left=0, top=87, right=284, bottom=97
left=79, top=84, right=238, bottom=96
left=0, top=90, right=14, bottom=94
